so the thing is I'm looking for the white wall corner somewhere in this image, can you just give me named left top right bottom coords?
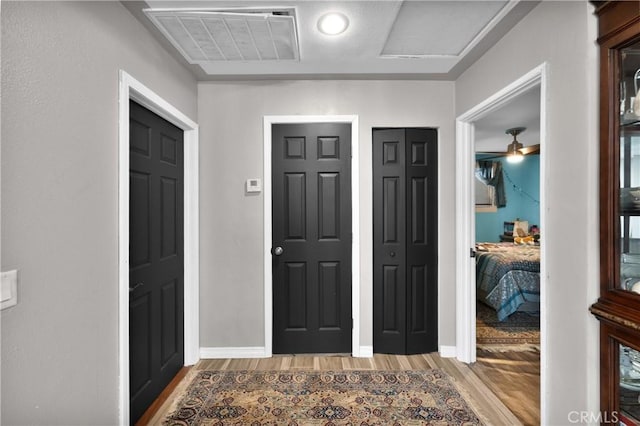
left=439, top=345, right=457, bottom=358
left=200, top=347, right=269, bottom=359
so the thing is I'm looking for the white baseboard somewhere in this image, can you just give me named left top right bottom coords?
left=439, top=345, right=457, bottom=358
left=200, top=346, right=374, bottom=359
left=357, top=345, right=373, bottom=358
left=200, top=346, right=269, bottom=359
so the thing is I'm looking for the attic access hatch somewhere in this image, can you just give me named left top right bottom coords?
left=144, top=8, right=300, bottom=66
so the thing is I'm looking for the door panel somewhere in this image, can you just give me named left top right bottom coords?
left=319, top=262, right=340, bottom=329
left=129, top=100, right=184, bottom=424
left=318, top=173, right=340, bottom=240
left=383, top=177, right=401, bottom=244
left=374, top=129, right=406, bottom=354
left=405, top=128, right=437, bottom=355
left=285, top=262, right=307, bottom=329
left=130, top=172, right=151, bottom=268
left=382, top=265, right=401, bottom=333
left=285, top=173, right=306, bottom=240
left=373, top=128, right=437, bottom=355
left=272, top=123, right=352, bottom=354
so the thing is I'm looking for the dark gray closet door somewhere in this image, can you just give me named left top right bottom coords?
left=373, top=128, right=438, bottom=355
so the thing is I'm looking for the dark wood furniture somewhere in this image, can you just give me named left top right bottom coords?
left=590, top=1, right=640, bottom=422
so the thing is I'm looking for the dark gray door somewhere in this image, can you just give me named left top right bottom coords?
left=373, top=128, right=438, bottom=355
left=272, top=123, right=352, bottom=354
left=129, top=100, right=184, bottom=424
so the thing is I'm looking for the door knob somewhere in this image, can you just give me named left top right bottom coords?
left=390, top=251, right=396, bottom=257
left=272, top=246, right=284, bottom=256
left=129, top=282, right=144, bottom=293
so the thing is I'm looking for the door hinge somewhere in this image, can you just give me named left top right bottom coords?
left=470, top=248, right=477, bottom=258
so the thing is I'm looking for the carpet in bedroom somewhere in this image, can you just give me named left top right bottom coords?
left=476, top=302, right=540, bottom=348
left=162, top=369, right=484, bottom=425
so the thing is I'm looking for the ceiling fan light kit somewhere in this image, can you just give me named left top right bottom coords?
left=505, top=127, right=526, bottom=163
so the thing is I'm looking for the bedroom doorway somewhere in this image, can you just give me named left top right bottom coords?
left=471, top=87, right=541, bottom=425
left=455, top=64, right=547, bottom=423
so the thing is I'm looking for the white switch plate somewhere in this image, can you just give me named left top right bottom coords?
left=246, top=178, right=262, bottom=193
left=1, top=270, right=18, bottom=310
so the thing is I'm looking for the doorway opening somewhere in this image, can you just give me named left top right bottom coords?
left=455, top=64, right=548, bottom=420
left=118, top=71, right=200, bottom=425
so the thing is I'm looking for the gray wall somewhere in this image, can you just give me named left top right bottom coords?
left=456, top=1, right=599, bottom=423
left=1, top=2, right=197, bottom=424
left=197, top=80, right=456, bottom=349
left=1, top=0, right=602, bottom=423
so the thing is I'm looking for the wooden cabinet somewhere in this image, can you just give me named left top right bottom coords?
left=590, top=1, right=640, bottom=422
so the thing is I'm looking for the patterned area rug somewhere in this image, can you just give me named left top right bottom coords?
left=476, top=302, right=540, bottom=348
left=163, top=369, right=483, bottom=425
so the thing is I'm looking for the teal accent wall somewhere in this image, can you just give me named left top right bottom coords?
left=475, top=154, right=540, bottom=242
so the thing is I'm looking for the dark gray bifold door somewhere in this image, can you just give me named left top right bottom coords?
left=373, top=128, right=438, bottom=355
left=272, top=123, right=352, bottom=354
left=129, top=100, right=184, bottom=424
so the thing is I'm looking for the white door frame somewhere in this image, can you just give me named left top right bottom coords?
left=263, top=115, right=363, bottom=357
left=118, top=70, right=200, bottom=425
left=454, top=63, right=548, bottom=415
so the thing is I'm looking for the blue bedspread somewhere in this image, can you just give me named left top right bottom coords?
left=476, top=243, right=540, bottom=321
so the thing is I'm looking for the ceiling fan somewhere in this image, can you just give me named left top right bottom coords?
left=476, top=127, right=540, bottom=163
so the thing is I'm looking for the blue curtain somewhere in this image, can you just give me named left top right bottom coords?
left=475, top=160, right=506, bottom=208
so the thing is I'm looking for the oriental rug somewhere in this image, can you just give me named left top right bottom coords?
left=476, top=301, right=540, bottom=349
left=162, top=369, right=483, bottom=425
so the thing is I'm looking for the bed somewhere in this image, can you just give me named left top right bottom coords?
left=475, top=242, right=540, bottom=321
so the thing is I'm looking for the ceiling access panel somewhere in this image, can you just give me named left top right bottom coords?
left=144, top=9, right=300, bottom=64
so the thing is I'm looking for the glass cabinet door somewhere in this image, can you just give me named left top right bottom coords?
left=621, top=343, right=640, bottom=424
left=619, top=40, right=640, bottom=292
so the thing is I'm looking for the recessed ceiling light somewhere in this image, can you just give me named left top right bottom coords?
left=317, top=12, right=349, bottom=36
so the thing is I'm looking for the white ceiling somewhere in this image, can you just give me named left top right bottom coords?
left=124, top=0, right=539, bottom=80
left=123, top=1, right=542, bottom=147
left=475, top=85, right=541, bottom=153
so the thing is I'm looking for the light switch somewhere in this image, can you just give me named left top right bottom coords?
left=1, top=270, right=18, bottom=310
left=246, top=178, right=262, bottom=193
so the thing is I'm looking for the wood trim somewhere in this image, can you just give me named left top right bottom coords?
left=596, top=4, right=640, bottom=303
left=592, top=3, right=640, bottom=422
left=595, top=1, right=640, bottom=44
left=135, top=366, right=191, bottom=426
left=591, top=303, right=640, bottom=332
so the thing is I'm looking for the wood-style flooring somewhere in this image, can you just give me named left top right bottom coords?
left=471, top=349, right=540, bottom=426
left=141, top=353, right=529, bottom=425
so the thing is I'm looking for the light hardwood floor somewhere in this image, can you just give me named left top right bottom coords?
left=143, top=353, right=527, bottom=425
left=471, top=349, right=540, bottom=426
